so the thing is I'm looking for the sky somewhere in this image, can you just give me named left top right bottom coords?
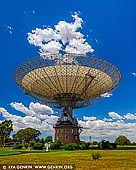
left=0, top=0, right=136, bottom=142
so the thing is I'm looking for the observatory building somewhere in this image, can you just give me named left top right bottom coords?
left=14, top=54, right=121, bottom=145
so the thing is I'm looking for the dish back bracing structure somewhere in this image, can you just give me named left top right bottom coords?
left=14, top=54, right=121, bottom=145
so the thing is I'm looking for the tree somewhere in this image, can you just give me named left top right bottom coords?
left=80, top=142, right=89, bottom=150
left=39, top=138, right=45, bottom=144
left=29, top=141, right=35, bottom=149
left=100, top=140, right=110, bottom=149
left=45, top=136, right=53, bottom=143
left=0, top=120, right=13, bottom=147
left=33, top=142, right=44, bottom=150
left=80, top=141, right=89, bottom=150
left=64, top=143, right=78, bottom=150
left=115, top=135, right=130, bottom=145
left=99, top=140, right=117, bottom=149
left=50, top=141, right=61, bottom=150
left=13, top=128, right=41, bottom=143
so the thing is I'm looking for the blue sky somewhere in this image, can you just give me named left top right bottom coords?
left=0, top=0, right=136, bottom=142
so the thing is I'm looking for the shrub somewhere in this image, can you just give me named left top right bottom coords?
left=101, top=140, right=110, bottom=149
left=64, top=143, right=78, bottom=150
left=29, top=141, right=35, bottom=149
left=33, top=142, right=44, bottom=150
left=50, top=141, right=61, bottom=150
left=38, top=138, right=45, bottom=144
left=80, top=142, right=89, bottom=150
left=45, top=136, right=53, bottom=143
left=13, top=144, right=23, bottom=149
left=92, top=152, right=101, bottom=160
left=99, top=140, right=117, bottom=150
left=110, top=143, right=117, bottom=149
left=24, top=143, right=29, bottom=148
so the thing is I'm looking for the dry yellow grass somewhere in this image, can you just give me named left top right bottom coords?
left=0, top=149, right=136, bottom=170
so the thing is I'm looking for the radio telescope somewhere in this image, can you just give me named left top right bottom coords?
left=14, top=53, right=121, bottom=145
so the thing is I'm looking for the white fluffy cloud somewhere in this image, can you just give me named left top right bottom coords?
left=81, top=112, right=136, bottom=142
left=79, top=117, right=136, bottom=142
left=0, top=102, right=58, bottom=135
left=1, top=103, right=136, bottom=142
left=10, top=102, right=32, bottom=115
left=124, top=113, right=136, bottom=120
left=29, top=102, right=54, bottom=115
left=10, top=102, right=54, bottom=116
left=27, top=13, right=94, bottom=56
left=83, top=116, right=96, bottom=121
left=108, top=112, right=123, bottom=120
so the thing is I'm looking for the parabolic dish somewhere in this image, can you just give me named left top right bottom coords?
left=14, top=54, right=121, bottom=108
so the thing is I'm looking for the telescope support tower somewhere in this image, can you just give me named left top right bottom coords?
left=54, top=106, right=82, bottom=145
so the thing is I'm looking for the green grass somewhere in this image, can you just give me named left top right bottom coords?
left=1, top=148, right=136, bottom=169
left=117, top=145, right=136, bottom=150
left=0, top=147, right=20, bottom=156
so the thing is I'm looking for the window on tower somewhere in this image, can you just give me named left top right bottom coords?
left=70, top=129, right=73, bottom=133
left=65, top=135, right=68, bottom=140
left=65, top=129, right=68, bottom=133
left=60, top=129, right=64, bottom=133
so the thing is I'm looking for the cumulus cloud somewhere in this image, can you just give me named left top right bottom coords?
left=10, top=102, right=32, bottom=115
left=83, top=116, right=96, bottom=121
left=10, top=102, right=54, bottom=116
left=103, top=118, right=113, bottom=122
left=124, top=113, right=136, bottom=120
left=0, top=102, right=58, bottom=135
left=27, top=12, right=94, bottom=56
left=1, top=103, right=136, bottom=142
left=29, top=102, right=54, bottom=115
left=79, top=117, right=136, bottom=142
left=108, top=112, right=123, bottom=120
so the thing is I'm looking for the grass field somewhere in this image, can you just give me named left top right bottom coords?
left=0, top=148, right=136, bottom=170
left=0, top=147, right=20, bottom=156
